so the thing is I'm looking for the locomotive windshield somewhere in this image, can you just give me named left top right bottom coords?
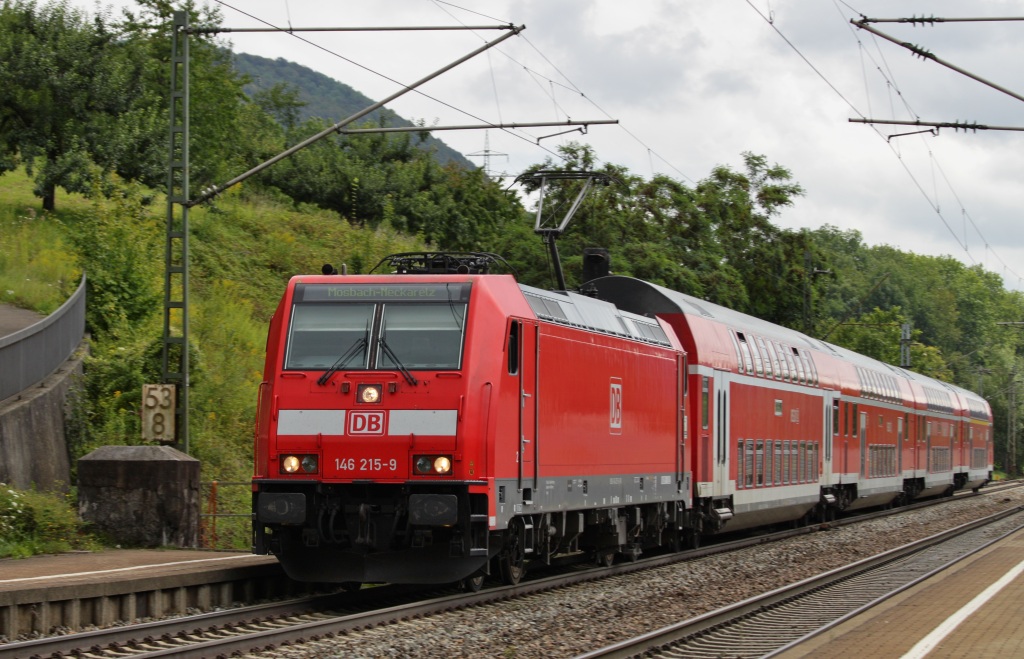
left=284, top=283, right=470, bottom=371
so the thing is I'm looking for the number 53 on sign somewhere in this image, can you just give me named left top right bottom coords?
left=142, top=384, right=176, bottom=444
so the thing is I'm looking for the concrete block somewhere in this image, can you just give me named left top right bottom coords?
left=77, top=446, right=200, bottom=548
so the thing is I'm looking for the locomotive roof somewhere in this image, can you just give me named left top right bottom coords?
left=517, top=282, right=676, bottom=348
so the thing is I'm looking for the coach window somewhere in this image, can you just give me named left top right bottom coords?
left=774, top=441, right=783, bottom=485
left=740, top=333, right=763, bottom=376
left=755, top=336, right=773, bottom=377
left=729, top=331, right=745, bottom=374
left=771, top=342, right=785, bottom=380
left=755, top=440, right=764, bottom=486
left=741, top=440, right=749, bottom=487
left=832, top=400, right=840, bottom=436
left=741, top=335, right=757, bottom=376
left=701, top=377, right=710, bottom=429
left=790, top=348, right=805, bottom=384
left=794, top=349, right=808, bottom=384
left=783, top=345, right=797, bottom=382
left=745, top=440, right=755, bottom=488
left=765, top=340, right=779, bottom=379
left=805, top=354, right=818, bottom=386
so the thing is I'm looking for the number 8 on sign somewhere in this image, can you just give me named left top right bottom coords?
left=142, top=383, right=176, bottom=444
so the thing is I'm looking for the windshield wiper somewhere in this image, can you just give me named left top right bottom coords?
left=317, top=334, right=367, bottom=386
left=378, top=331, right=418, bottom=386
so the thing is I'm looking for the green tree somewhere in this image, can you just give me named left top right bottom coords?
left=692, top=153, right=804, bottom=316
left=509, top=144, right=806, bottom=309
left=258, top=116, right=523, bottom=251
left=117, top=0, right=266, bottom=194
left=252, top=82, right=306, bottom=132
left=0, top=0, right=164, bottom=209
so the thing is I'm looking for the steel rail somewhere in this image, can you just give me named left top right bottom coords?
left=3, top=484, right=1016, bottom=659
left=574, top=507, right=1024, bottom=659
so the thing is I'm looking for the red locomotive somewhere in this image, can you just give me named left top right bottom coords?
left=252, top=252, right=992, bottom=589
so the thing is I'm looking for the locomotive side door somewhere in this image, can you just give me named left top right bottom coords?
left=514, top=318, right=539, bottom=499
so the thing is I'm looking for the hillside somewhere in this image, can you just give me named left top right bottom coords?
left=232, top=52, right=475, bottom=169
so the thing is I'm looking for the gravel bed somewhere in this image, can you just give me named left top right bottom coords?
left=247, top=490, right=1024, bottom=659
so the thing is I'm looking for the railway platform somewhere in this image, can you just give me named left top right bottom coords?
left=0, top=549, right=291, bottom=640
left=0, top=548, right=264, bottom=584
left=779, top=525, right=1024, bottom=658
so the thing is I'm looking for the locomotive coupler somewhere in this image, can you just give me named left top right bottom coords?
left=354, top=503, right=377, bottom=547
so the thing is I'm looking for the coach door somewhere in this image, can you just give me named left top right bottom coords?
left=821, top=392, right=838, bottom=487
left=860, top=411, right=869, bottom=478
left=676, top=354, right=687, bottom=489
left=713, top=372, right=730, bottom=495
left=513, top=318, right=539, bottom=499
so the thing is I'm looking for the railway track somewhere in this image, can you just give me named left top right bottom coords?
left=575, top=507, right=1024, bottom=659
left=2, top=484, right=1019, bottom=659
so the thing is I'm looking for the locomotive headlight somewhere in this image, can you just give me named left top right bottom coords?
left=280, top=454, right=318, bottom=474
left=358, top=384, right=382, bottom=404
left=414, top=454, right=453, bottom=475
left=433, top=456, right=452, bottom=474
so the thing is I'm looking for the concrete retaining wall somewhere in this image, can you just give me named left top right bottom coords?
left=0, top=341, right=86, bottom=491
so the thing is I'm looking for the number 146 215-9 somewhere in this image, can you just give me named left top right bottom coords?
left=335, top=458, right=398, bottom=471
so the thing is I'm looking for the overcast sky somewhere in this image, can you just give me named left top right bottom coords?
left=81, top=1, right=1024, bottom=291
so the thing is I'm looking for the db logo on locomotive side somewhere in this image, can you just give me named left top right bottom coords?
left=610, top=378, right=623, bottom=435
left=349, top=411, right=386, bottom=435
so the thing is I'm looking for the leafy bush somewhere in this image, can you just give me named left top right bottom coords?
left=0, top=484, right=99, bottom=558
left=67, top=181, right=162, bottom=337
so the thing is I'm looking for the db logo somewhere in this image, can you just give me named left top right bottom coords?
left=610, top=379, right=623, bottom=434
left=349, top=411, right=386, bottom=435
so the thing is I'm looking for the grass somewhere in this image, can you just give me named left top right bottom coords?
left=0, top=169, right=82, bottom=312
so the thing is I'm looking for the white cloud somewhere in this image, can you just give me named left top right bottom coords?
left=72, top=0, right=1024, bottom=290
